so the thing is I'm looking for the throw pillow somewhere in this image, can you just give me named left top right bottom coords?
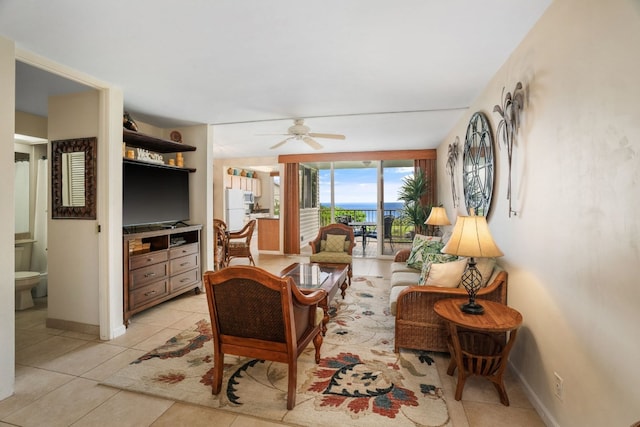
left=406, top=234, right=444, bottom=269
left=418, top=253, right=459, bottom=285
left=325, top=234, right=346, bottom=252
left=424, top=257, right=468, bottom=288
left=475, top=257, right=497, bottom=287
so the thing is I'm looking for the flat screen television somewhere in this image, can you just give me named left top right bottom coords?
left=123, top=161, right=190, bottom=227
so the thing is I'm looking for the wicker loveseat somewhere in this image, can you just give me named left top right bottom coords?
left=391, top=248, right=508, bottom=353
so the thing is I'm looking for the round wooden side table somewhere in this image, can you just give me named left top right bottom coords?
left=434, top=298, right=523, bottom=406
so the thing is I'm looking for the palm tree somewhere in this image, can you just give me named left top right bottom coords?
left=398, top=169, right=431, bottom=235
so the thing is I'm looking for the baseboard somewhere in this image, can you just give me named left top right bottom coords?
left=46, top=317, right=100, bottom=337
left=508, top=360, right=560, bottom=427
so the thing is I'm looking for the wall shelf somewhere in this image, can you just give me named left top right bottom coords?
left=123, top=158, right=196, bottom=173
left=123, top=129, right=196, bottom=153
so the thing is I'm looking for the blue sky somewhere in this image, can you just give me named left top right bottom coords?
left=319, top=166, right=414, bottom=204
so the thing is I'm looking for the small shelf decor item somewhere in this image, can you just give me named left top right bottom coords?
left=170, top=130, right=182, bottom=143
left=493, top=82, right=525, bottom=218
left=123, top=112, right=138, bottom=132
left=441, top=210, right=503, bottom=314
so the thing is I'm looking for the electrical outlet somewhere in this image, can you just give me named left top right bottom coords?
left=553, top=372, right=564, bottom=400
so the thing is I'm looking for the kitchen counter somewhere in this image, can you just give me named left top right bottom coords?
left=257, top=217, right=280, bottom=251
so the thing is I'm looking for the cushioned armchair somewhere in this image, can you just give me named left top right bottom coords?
left=203, top=266, right=325, bottom=409
left=309, top=223, right=355, bottom=287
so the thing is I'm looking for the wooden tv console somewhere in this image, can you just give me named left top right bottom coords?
left=122, top=224, right=202, bottom=325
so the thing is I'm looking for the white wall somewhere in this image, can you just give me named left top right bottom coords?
left=0, top=35, right=16, bottom=401
left=437, top=0, right=640, bottom=425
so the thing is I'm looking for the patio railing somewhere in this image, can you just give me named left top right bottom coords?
left=319, top=208, right=414, bottom=242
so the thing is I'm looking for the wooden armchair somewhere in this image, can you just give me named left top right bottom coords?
left=226, top=219, right=256, bottom=266
left=213, top=218, right=228, bottom=270
left=309, top=223, right=355, bottom=287
left=203, top=266, right=325, bottom=409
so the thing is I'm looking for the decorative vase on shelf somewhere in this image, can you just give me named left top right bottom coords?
left=227, top=167, right=233, bottom=175
left=240, top=169, right=247, bottom=177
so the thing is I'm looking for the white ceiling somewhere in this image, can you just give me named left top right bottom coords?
left=1, top=0, right=552, bottom=158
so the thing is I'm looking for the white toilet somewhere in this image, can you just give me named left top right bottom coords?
left=15, top=240, right=42, bottom=310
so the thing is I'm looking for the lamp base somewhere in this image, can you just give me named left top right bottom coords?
left=460, top=302, right=485, bottom=315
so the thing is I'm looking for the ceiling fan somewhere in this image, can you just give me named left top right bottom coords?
left=267, top=119, right=346, bottom=150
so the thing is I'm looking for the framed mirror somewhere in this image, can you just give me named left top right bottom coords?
left=51, top=137, right=97, bottom=219
left=463, top=112, right=495, bottom=217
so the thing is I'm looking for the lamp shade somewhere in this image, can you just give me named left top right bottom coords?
left=425, top=207, right=451, bottom=226
left=441, top=214, right=503, bottom=258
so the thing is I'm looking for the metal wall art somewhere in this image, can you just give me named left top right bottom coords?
left=493, top=82, right=524, bottom=217
left=447, top=137, right=460, bottom=208
left=463, top=112, right=495, bottom=217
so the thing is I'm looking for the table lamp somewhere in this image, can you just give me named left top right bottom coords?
left=424, top=206, right=451, bottom=236
left=441, top=212, right=503, bottom=314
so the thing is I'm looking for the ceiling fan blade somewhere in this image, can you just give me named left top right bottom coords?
left=303, top=136, right=323, bottom=150
left=270, top=137, right=293, bottom=149
left=308, top=132, right=346, bottom=140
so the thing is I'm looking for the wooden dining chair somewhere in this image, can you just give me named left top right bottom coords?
left=226, top=219, right=256, bottom=266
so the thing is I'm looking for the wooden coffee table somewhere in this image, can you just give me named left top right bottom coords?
left=434, top=298, right=523, bottom=406
left=280, top=262, right=348, bottom=335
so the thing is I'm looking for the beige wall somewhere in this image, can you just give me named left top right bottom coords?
left=47, top=91, right=101, bottom=329
left=0, top=35, right=16, bottom=401
left=437, top=0, right=640, bottom=425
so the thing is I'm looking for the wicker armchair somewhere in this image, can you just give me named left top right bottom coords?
left=226, top=219, right=256, bottom=266
left=309, top=223, right=355, bottom=287
left=203, top=266, right=325, bottom=409
left=393, top=248, right=508, bottom=353
left=213, top=218, right=228, bottom=270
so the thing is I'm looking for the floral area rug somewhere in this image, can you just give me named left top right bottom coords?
left=102, top=276, right=452, bottom=426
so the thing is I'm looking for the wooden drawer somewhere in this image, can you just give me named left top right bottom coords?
left=170, top=253, right=199, bottom=275
left=169, top=243, right=199, bottom=259
left=170, top=268, right=199, bottom=292
left=129, top=280, right=168, bottom=309
left=130, top=262, right=168, bottom=289
left=130, top=251, right=168, bottom=270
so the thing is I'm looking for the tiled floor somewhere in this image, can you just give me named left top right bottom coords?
left=5, top=251, right=546, bottom=427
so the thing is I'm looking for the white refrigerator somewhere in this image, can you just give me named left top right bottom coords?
left=225, top=189, right=246, bottom=230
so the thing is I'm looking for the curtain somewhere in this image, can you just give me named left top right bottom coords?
left=283, top=162, right=300, bottom=254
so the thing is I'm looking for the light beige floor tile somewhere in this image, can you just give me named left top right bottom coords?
left=131, top=305, right=193, bottom=328
left=60, top=330, right=101, bottom=341
left=105, top=323, right=165, bottom=348
left=38, top=341, right=127, bottom=376
left=151, top=402, right=237, bottom=427
left=230, top=415, right=290, bottom=427
left=82, top=348, right=147, bottom=382
left=3, top=378, right=118, bottom=427
left=463, top=400, right=546, bottom=427
left=0, top=366, right=75, bottom=418
left=72, top=390, right=174, bottom=427
left=167, top=312, right=210, bottom=331
left=14, top=328, right=52, bottom=351
left=16, top=335, right=88, bottom=367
